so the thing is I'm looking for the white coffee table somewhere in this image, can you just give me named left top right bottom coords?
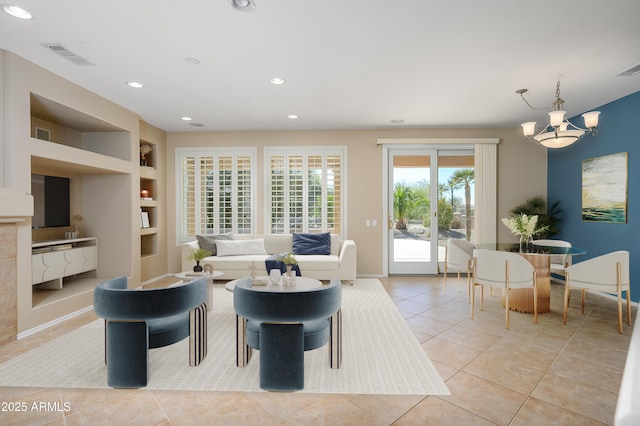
left=175, top=270, right=224, bottom=310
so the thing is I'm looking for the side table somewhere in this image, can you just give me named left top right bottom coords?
left=175, top=271, right=224, bottom=310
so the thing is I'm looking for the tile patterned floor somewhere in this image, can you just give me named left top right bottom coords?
left=0, top=276, right=634, bottom=425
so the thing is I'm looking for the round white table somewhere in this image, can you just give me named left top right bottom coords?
left=175, top=270, right=224, bottom=310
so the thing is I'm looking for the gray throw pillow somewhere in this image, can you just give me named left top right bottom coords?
left=196, top=234, right=233, bottom=256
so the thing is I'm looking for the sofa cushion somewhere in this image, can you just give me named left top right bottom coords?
left=216, top=239, right=267, bottom=256
left=196, top=234, right=233, bottom=256
left=292, top=232, right=331, bottom=255
left=296, top=255, right=340, bottom=271
left=206, top=255, right=270, bottom=271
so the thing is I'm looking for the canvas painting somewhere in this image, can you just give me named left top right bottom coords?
left=582, top=152, right=628, bottom=223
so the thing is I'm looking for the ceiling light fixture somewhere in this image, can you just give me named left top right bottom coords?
left=287, top=114, right=299, bottom=119
left=390, top=119, right=405, bottom=124
left=229, top=0, right=255, bottom=12
left=2, top=4, right=33, bottom=19
left=181, top=116, right=192, bottom=121
left=517, top=78, right=600, bottom=149
left=127, top=81, right=144, bottom=88
left=270, top=77, right=285, bottom=85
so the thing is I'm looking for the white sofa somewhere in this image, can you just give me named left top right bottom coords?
left=181, top=234, right=356, bottom=282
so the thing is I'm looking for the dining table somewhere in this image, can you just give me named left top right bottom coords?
left=477, top=243, right=586, bottom=314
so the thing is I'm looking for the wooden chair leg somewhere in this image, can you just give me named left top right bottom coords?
left=470, top=283, right=475, bottom=320
left=189, top=303, right=207, bottom=366
left=617, top=288, right=623, bottom=334
left=504, top=287, right=510, bottom=329
left=563, top=283, right=570, bottom=325
left=456, top=271, right=461, bottom=291
left=627, top=287, right=632, bottom=326
left=330, top=309, right=342, bottom=369
left=581, top=289, right=586, bottom=314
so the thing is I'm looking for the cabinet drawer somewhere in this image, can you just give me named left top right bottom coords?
left=32, top=251, right=65, bottom=284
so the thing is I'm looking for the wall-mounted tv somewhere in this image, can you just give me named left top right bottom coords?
left=31, top=174, right=70, bottom=228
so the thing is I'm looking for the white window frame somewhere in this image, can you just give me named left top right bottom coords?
left=176, top=147, right=257, bottom=243
left=264, top=146, right=348, bottom=237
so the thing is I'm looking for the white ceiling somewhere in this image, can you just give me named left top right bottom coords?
left=2, top=0, right=640, bottom=133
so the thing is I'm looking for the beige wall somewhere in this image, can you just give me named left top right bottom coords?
left=166, top=127, right=547, bottom=276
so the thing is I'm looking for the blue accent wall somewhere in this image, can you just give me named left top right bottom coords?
left=548, top=90, right=640, bottom=302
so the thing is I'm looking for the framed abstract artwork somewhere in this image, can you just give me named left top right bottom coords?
left=582, top=152, right=628, bottom=223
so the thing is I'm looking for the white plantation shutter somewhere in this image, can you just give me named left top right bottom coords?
left=266, top=147, right=346, bottom=236
left=177, top=149, right=256, bottom=242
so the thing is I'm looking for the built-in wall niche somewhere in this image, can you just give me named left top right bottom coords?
left=141, top=233, right=158, bottom=257
left=140, top=177, right=157, bottom=201
left=140, top=140, right=156, bottom=168
left=30, top=93, right=131, bottom=162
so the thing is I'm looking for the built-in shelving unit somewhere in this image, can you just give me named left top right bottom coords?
left=27, top=92, right=135, bottom=326
left=140, top=139, right=158, bottom=260
left=139, top=122, right=167, bottom=283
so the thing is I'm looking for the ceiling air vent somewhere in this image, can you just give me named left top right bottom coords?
left=40, top=43, right=94, bottom=66
left=616, top=63, right=640, bottom=77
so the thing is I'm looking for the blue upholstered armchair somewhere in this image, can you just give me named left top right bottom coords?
left=93, top=276, right=208, bottom=388
left=233, top=277, right=342, bottom=391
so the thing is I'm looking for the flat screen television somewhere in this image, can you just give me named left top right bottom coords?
left=31, top=174, right=70, bottom=228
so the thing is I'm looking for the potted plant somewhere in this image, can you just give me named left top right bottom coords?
left=187, top=248, right=212, bottom=272
left=277, top=252, right=297, bottom=283
left=501, top=213, right=549, bottom=252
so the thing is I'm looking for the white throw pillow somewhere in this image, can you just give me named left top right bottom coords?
left=215, top=239, right=267, bottom=256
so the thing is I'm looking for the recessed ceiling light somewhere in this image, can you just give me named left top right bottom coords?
left=229, top=0, right=255, bottom=12
left=390, top=119, right=405, bottom=124
left=181, top=116, right=192, bottom=121
left=270, top=77, right=286, bottom=85
left=287, top=114, right=299, bottom=119
left=127, top=81, right=144, bottom=88
left=2, top=4, right=33, bottom=19
left=185, top=57, right=200, bottom=65
left=190, top=122, right=204, bottom=127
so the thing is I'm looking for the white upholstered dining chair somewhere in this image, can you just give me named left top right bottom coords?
left=471, top=249, right=538, bottom=329
left=563, top=250, right=631, bottom=333
left=443, top=238, right=475, bottom=297
left=533, top=239, right=572, bottom=278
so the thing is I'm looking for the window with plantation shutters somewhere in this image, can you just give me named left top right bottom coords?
left=265, top=147, right=346, bottom=236
left=177, top=148, right=256, bottom=243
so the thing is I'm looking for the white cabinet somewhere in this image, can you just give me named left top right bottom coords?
left=32, top=238, right=98, bottom=289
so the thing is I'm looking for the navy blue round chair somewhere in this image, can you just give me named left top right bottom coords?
left=93, top=276, right=208, bottom=388
left=233, top=277, right=342, bottom=391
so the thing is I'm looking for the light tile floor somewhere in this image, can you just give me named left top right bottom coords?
left=0, top=276, right=634, bottom=425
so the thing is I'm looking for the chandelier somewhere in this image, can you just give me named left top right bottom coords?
left=516, top=79, right=600, bottom=149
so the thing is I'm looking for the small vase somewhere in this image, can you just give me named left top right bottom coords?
left=519, top=235, right=533, bottom=252
left=283, top=264, right=295, bottom=286
left=193, top=260, right=203, bottom=273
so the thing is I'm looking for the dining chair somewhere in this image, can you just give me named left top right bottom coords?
left=471, top=249, right=538, bottom=329
left=443, top=238, right=475, bottom=298
left=533, top=239, right=572, bottom=278
left=563, top=251, right=631, bottom=333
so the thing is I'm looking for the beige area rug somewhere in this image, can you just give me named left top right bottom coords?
left=0, top=279, right=449, bottom=395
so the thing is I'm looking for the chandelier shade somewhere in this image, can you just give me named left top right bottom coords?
left=517, top=79, right=600, bottom=149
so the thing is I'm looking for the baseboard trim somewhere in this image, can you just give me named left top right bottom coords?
left=17, top=305, right=94, bottom=340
